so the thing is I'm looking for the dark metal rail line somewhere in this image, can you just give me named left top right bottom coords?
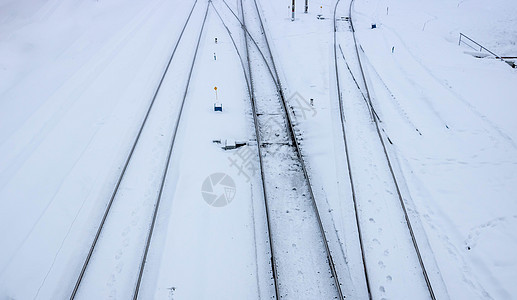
left=332, top=1, right=372, bottom=298
left=239, top=0, right=345, bottom=298
left=133, top=2, right=210, bottom=299
left=334, top=0, right=436, bottom=298
left=220, top=0, right=279, bottom=88
left=206, top=3, right=285, bottom=298
left=209, top=2, right=251, bottom=91
left=211, top=2, right=281, bottom=298
left=337, top=44, right=381, bottom=122
left=237, top=0, right=281, bottom=298
left=69, top=1, right=202, bottom=298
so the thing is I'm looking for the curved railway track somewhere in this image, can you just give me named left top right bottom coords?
left=333, top=0, right=436, bottom=299
left=215, top=0, right=345, bottom=298
left=244, top=1, right=345, bottom=298
left=69, top=1, right=209, bottom=298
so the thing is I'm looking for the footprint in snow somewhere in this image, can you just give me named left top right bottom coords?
left=378, top=261, right=386, bottom=269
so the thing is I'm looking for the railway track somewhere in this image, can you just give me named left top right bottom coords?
left=214, top=0, right=346, bottom=298
left=69, top=0, right=441, bottom=298
left=69, top=1, right=209, bottom=298
left=333, top=0, right=438, bottom=299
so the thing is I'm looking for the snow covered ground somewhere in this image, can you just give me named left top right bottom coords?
left=0, top=0, right=202, bottom=298
left=350, top=0, right=517, bottom=298
left=0, top=0, right=515, bottom=298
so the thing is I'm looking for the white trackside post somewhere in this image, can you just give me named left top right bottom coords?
left=291, top=0, right=295, bottom=21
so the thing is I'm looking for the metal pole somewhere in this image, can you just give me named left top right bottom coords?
left=305, top=0, right=308, bottom=13
left=291, top=0, right=295, bottom=21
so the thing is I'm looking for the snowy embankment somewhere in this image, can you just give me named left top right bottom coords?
left=352, top=0, right=517, bottom=298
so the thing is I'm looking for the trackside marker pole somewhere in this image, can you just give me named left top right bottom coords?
left=291, top=0, right=295, bottom=21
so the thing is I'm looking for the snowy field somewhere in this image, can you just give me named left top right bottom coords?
left=351, top=0, right=517, bottom=298
left=0, top=0, right=515, bottom=299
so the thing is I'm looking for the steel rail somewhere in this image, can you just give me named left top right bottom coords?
left=221, top=0, right=279, bottom=87
left=243, top=0, right=345, bottom=298
left=332, top=1, right=373, bottom=298
left=337, top=44, right=381, bottom=122
left=237, top=0, right=281, bottom=298
left=211, top=1, right=280, bottom=298
left=132, top=2, right=210, bottom=299
left=69, top=1, right=199, bottom=298
left=337, top=0, right=437, bottom=298
left=348, top=0, right=436, bottom=297
left=210, top=2, right=251, bottom=91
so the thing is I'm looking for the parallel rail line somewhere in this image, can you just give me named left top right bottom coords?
left=69, top=1, right=208, bottom=298
left=133, top=3, right=210, bottom=299
left=238, top=1, right=281, bottom=297
left=228, top=0, right=346, bottom=298
left=333, top=0, right=436, bottom=299
left=332, top=1, right=372, bottom=298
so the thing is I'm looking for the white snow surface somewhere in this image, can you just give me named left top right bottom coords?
left=0, top=0, right=516, bottom=299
